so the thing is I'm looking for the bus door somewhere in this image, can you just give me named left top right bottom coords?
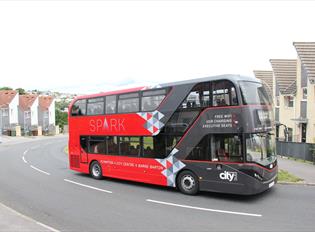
left=210, top=134, right=242, bottom=183
left=80, top=136, right=88, bottom=163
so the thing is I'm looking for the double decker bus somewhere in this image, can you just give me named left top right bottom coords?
left=68, top=75, right=277, bottom=195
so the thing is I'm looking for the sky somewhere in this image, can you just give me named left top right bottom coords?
left=0, top=0, right=315, bottom=94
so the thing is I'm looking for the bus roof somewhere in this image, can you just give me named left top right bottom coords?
left=75, top=74, right=259, bottom=100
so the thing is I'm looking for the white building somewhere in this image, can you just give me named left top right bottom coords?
left=0, top=90, right=19, bottom=131
left=38, top=95, right=55, bottom=132
left=18, top=94, right=39, bottom=132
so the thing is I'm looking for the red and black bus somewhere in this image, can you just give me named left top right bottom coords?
left=68, top=75, right=277, bottom=195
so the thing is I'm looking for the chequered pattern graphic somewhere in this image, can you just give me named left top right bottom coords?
left=156, top=148, right=186, bottom=187
left=137, top=110, right=165, bottom=135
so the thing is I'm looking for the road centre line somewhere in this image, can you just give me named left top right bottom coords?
left=30, top=165, right=51, bottom=176
left=64, top=179, right=112, bottom=194
left=146, top=199, right=262, bottom=217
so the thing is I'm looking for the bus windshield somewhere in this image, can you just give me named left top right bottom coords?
left=246, top=133, right=276, bottom=166
left=239, top=81, right=271, bottom=105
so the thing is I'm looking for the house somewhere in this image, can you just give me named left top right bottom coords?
left=18, top=94, right=39, bottom=133
left=269, top=59, right=297, bottom=142
left=38, top=95, right=55, bottom=133
left=0, top=90, right=19, bottom=132
left=293, top=42, right=315, bottom=143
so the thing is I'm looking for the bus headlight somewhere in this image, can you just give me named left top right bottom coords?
left=254, top=172, right=263, bottom=181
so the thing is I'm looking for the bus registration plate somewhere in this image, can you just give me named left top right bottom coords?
left=269, top=181, right=275, bottom=188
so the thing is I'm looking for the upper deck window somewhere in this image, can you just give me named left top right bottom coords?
left=87, top=97, right=104, bottom=115
left=141, top=89, right=166, bottom=111
left=105, top=95, right=116, bottom=114
left=180, top=82, right=210, bottom=109
left=240, top=81, right=271, bottom=105
left=212, top=81, right=238, bottom=106
left=118, top=92, right=139, bottom=113
left=71, top=99, right=86, bottom=116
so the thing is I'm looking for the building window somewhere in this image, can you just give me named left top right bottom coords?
left=87, top=97, right=104, bottom=115
left=287, top=128, right=293, bottom=142
left=284, top=96, right=294, bottom=107
left=302, top=87, right=307, bottom=100
left=276, top=96, right=280, bottom=107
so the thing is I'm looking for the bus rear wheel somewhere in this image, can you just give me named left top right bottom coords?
left=90, top=161, right=103, bottom=179
left=177, top=170, right=199, bottom=195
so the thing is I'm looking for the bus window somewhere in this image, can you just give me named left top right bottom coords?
left=143, top=137, right=155, bottom=158
left=119, top=137, right=141, bottom=157
left=186, top=135, right=211, bottom=161
left=87, top=97, right=104, bottom=115
left=212, top=81, right=238, bottom=106
left=141, top=89, right=166, bottom=111
left=180, top=82, right=210, bottom=109
left=212, top=134, right=242, bottom=162
left=118, top=93, right=139, bottom=113
left=89, top=136, right=106, bottom=154
left=107, top=136, right=119, bottom=155
left=105, top=95, right=116, bottom=114
left=71, top=99, right=86, bottom=116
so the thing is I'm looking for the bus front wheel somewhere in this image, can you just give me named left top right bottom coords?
left=177, top=170, right=199, bottom=195
left=90, top=161, right=103, bottom=179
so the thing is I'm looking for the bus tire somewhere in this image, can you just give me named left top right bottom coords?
left=90, top=161, right=103, bottom=180
left=177, top=170, right=199, bottom=195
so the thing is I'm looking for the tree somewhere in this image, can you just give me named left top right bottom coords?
left=0, top=87, right=13, bottom=90
left=15, top=88, right=26, bottom=95
left=55, top=100, right=70, bottom=132
left=55, top=109, right=68, bottom=132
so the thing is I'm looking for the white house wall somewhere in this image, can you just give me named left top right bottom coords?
left=31, top=97, right=39, bottom=126
left=9, top=93, right=19, bottom=125
left=49, top=99, right=55, bottom=125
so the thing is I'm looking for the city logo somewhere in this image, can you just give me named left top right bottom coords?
left=219, top=171, right=238, bottom=182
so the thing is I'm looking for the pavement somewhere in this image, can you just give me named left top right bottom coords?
left=277, top=156, right=315, bottom=184
left=0, top=135, right=314, bottom=231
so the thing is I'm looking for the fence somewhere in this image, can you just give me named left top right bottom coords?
left=276, top=141, right=315, bottom=163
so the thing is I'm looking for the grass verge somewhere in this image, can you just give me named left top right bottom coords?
left=278, top=169, right=303, bottom=183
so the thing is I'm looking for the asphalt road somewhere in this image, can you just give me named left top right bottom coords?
left=0, top=136, right=315, bottom=231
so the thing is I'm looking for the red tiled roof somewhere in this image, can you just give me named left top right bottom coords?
left=19, top=94, right=38, bottom=111
left=0, top=90, right=18, bottom=108
left=39, top=96, right=54, bottom=111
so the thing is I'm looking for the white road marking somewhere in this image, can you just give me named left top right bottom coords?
left=36, top=221, right=60, bottom=232
left=64, top=179, right=112, bottom=194
left=22, top=156, right=28, bottom=164
left=1, top=202, right=60, bottom=232
left=30, top=165, right=51, bottom=176
left=146, top=199, right=262, bottom=217
left=23, top=149, right=29, bottom=155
